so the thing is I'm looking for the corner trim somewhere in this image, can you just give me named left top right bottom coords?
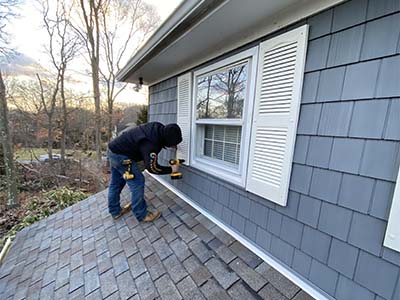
left=146, top=171, right=335, bottom=300
left=384, top=165, right=400, bottom=251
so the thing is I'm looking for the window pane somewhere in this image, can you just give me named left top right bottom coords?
left=236, top=144, right=241, bottom=165
left=205, top=125, right=213, bottom=139
left=213, top=141, right=224, bottom=160
left=203, top=125, right=241, bottom=166
left=204, top=140, right=212, bottom=156
left=225, top=126, right=238, bottom=143
left=214, top=126, right=224, bottom=141
left=224, top=143, right=237, bottom=164
left=197, top=62, right=247, bottom=119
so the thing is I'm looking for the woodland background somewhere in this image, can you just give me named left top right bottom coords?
left=0, top=0, right=162, bottom=245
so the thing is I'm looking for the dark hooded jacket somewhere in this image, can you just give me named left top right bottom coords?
left=108, top=122, right=182, bottom=174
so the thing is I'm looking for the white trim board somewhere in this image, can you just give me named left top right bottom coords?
left=146, top=171, right=335, bottom=300
left=384, top=166, right=400, bottom=251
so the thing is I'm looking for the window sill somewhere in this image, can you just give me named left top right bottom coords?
left=190, top=157, right=245, bottom=187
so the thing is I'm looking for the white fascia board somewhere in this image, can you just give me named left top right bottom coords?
left=146, top=0, right=345, bottom=86
left=116, top=0, right=205, bottom=81
left=146, top=171, right=335, bottom=300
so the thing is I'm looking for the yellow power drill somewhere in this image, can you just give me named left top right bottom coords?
left=122, top=159, right=135, bottom=180
left=169, top=159, right=185, bottom=180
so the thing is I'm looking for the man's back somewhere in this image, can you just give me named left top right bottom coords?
left=108, top=122, right=164, bottom=160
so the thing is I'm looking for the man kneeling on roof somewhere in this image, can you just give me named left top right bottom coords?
left=107, top=122, right=182, bottom=222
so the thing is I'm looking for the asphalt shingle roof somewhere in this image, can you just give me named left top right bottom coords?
left=0, top=173, right=314, bottom=300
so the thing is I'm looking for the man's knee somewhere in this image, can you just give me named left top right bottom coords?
left=127, top=173, right=144, bottom=186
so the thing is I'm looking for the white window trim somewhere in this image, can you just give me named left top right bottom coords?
left=190, top=47, right=259, bottom=187
left=195, top=119, right=242, bottom=126
left=384, top=166, right=400, bottom=252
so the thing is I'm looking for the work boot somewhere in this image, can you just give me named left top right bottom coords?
left=141, top=210, right=161, bottom=222
left=112, top=203, right=131, bottom=219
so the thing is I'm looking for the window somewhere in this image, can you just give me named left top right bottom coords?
left=189, top=48, right=259, bottom=186
left=203, top=125, right=241, bottom=165
left=196, top=62, right=247, bottom=120
left=178, top=25, right=309, bottom=205
left=197, top=60, right=247, bottom=166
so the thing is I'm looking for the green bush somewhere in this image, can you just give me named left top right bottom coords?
left=44, top=187, right=87, bottom=209
left=0, top=187, right=87, bottom=249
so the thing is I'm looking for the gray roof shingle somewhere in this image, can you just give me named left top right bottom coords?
left=0, top=173, right=314, bottom=300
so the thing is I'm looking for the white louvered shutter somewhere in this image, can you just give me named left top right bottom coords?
left=177, top=73, right=192, bottom=165
left=246, top=25, right=308, bottom=206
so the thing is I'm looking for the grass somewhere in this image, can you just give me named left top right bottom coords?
left=15, top=148, right=49, bottom=160
left=15, top=148, right=90, bottom=161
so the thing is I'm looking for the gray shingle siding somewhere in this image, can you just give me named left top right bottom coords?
left=148, top=78, right=177, bottom=164
left=148, top=1, right=400, bottom=298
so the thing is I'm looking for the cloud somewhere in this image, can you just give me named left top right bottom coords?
left=0, top=51, right=48, bottom=76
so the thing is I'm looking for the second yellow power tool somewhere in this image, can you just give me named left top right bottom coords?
left=169, top=159, right=185, bottom=180
left=122, top=159, right=135, bottom=180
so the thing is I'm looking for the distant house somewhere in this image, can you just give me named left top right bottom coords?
left=117, top=0, right=400, bottom=299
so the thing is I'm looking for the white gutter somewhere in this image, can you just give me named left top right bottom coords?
left=0, top=237, right=12, bottom=264
left=147, top=171, right=335, bottom=300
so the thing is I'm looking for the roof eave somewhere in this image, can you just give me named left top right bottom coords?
left=119, top=0, right=346, bottom=86
left=116, top=0, right=225, bottom=83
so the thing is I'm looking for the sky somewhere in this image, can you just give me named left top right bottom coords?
left=8, top=0, right=183, bottom=104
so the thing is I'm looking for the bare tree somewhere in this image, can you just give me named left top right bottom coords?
left=0, top=0, right=19, bottom=57
left=7, top=78, right=45, bottom=149
left=214, top=65, right=246, bottom=118
left=36, top=73, right=59, bottom=161
left=74, top=0, right=103, bottom=166
left=197, top=76, right=213, bottom=118
left=0, top=71, right=18, bottom=207
left=0, top=0, right=20, bottom=208
left=99, top=0, right=159, bottom=141
left=73, top=0, right=160, bottom=166
left=39, top=0, right=81, bottom=174
left=8, top=79, right=45, bottom=114
left=9, top=76, right=95, bottom=151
